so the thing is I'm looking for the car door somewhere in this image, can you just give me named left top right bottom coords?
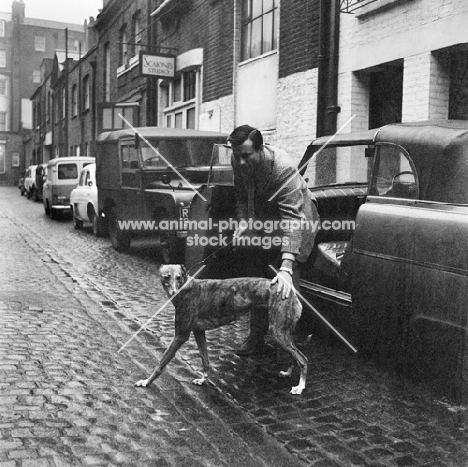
left=75, top=169, right=90, bottom=220
left=120, top=142, right=143, bottom=221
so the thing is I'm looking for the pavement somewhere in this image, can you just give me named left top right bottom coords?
left=1, top=186, right=468, bottom=466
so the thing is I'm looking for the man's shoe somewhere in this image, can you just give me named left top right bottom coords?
left=235, top=336, right=266, bottom=356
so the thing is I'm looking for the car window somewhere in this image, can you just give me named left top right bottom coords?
left=85, top=171, right=92, bottom=186
left=303, top=145, right=372, bottom=189
left=369, top=143, right=419, bottom=199
left=121, top=144, right=139, bottom=170
left=79, top=170, right=86, bottom=186
left=57, top=163, right=78, bottom=180
left=139, top=138, right=221, bottom=168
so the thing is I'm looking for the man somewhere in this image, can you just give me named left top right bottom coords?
left=228, top=124, right=319, bottom=356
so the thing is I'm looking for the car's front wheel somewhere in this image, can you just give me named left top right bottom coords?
left=72, top=208, right=83, bottom=230
left=109, top=208, right=131, bottom=252
left=91, top=209, right=104, bottom=237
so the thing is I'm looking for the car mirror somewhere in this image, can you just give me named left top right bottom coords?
left=161, top=174, right=172, bottom=185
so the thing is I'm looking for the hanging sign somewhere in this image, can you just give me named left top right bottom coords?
left=139, top=51, right=176, bottom=78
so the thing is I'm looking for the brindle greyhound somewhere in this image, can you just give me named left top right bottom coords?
left=135, top=264, right=308, bottom=394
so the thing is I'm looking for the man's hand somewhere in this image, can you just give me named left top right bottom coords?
left=271, top=271, right=295, bottom=300
left=233, top=219, right=248, bottom=238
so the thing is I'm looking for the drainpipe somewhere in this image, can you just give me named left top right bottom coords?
left=316, top=0, right=340, bottom=137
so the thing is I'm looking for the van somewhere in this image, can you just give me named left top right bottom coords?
left=43, top=156, right=95, bottom=219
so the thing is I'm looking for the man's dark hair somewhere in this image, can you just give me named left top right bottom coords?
left=228, top=124, right=264, bottom=151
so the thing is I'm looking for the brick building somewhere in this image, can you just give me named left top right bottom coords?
left=29, top=0, right=468, bottom=179
left=0, top=0, right=86, bottom=185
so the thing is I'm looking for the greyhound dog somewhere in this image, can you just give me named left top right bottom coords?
left=135, top=264, right=308, bottom=394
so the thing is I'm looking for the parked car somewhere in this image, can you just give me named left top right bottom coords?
left=185, top=121, right=468, bottom=403
left=95, top=127, right=230, bottom=262
left=24, top=165, right=38, bottom=199
left=33, top=163, right=48, bottom=202
left=43, top=156, right=95, bottom=220
left=18, top=172, right=26, bottom=196
left=70, top=163, right=103, bottom=236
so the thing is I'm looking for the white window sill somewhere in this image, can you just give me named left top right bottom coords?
left=239, top=50, right=277, bottom=68
left=117, top=55, right=140, bottom=78
left=356, top=0, right=411, bottom=18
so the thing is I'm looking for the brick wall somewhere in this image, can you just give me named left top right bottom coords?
left=338, top=0, right=468, bottom=130
left=276, top=69, right=318, bottom=165
left=278, top=0, right=320, bottom=78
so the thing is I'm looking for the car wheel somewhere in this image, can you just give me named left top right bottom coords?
left=161, top=233, right=186, bottom=264
left=109, top=208, right=131, bottom=252
left=91, top=209, right=103, bottom=237
left=72, top=208, right=83, bottom=230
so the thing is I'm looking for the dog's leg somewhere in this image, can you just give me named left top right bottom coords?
left=192, top=330, right=210, bottom=386
left=135, top=331, right=190, bottom=387
left=271, top=332, right=308, bottom=395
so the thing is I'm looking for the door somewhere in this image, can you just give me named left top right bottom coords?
left=120, top=142, right=143, bottom=221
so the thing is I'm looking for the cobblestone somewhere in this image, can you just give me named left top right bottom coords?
left=2, top=187, right=468, bottom=466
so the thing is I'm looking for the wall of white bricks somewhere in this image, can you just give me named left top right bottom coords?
left=274, top=68, right=318, bottom=166
left=199, top=95, right=235, bottom=135
left=402, top=52, right=450, bottom=121
left=338, top=0, right=468, bottom=130
left=200, top=68, right=318, bottom=167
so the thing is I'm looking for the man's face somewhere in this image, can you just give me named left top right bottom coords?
left=232, top=139, right=261, bottom=171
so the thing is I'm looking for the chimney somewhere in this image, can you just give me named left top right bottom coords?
left=12, top=0, right=25, bottom=22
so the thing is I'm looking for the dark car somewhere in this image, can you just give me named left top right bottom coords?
left=185, top=121, right=468, bottom=403
left=34, top=163, right=47, bottom=202
left=18, top=172, right=26, bottom=196
left=95, top=127, right=231, bottom=262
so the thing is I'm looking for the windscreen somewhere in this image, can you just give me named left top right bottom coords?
left=139, top=138, right=223, bottom=168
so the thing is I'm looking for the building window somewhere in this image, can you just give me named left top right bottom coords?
left=0, top=144, right=5, bottom=173
left=104, top=42, right=110, bottom=101
left=47, top=91, right=51, bottom=122
left=83, top=75, right=90, bottom=111
left=0, top=112, right=6, bottom=131
left=120, top=25, right=129, bottom=66
left=0, top=50, right=5, bottom=68
left=33, top=69, right=41, bottom=83
left=132, top=12, right=142, bottom=57
left=62, top=87, right=66, bottom=120
left=71, top=84, right=78, bottom=117
left=0, top=21, right=5, bottom=38
left=161, top=69, right=199, bottom=129
left=241, top=0, right=278, bottom=61
left=35, top=35, right=46, bottom=52
left=0, top=80, right=6, bottom=95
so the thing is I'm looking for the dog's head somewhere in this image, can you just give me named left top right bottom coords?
left=159, top=264, right=187, bottom=297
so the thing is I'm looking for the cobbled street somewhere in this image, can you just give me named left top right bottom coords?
left=1, top=185, right=468, bottom=467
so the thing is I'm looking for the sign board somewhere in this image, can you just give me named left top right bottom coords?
left=139, top=52, right=176, bottom=79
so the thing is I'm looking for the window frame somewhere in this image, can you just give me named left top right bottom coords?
left=241, top=0, right=278, bottom=62
left=71, top=84, right=78, bottom=117
left=160, top=69, right=199, bottom=130
left=35, top=35, right=46, bottom=52
left=83, top=75, right=90, bottom=112
left=0, top=111, right=7, bottom=131
left=0, top=50, right=6, bottom=68
left=120, top=25, right=129, bottom=66
left=0, top=21, right=5, bottom=38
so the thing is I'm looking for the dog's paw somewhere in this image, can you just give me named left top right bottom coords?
left=135, top=379, right=150, bottom=387
left=290, top=385, right=304, bottom=395
left=192, top=377, right=206, bottom=386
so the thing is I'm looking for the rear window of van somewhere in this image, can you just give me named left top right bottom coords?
left=58, top=163, right=78, bottom=180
